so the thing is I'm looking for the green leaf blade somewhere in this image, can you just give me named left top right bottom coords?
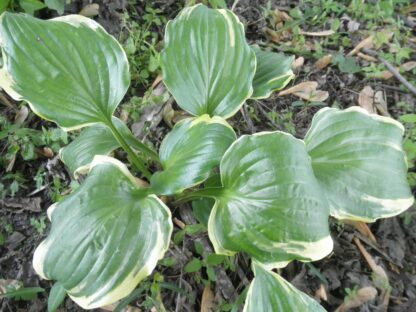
left=151, top=115, right=236, bottom=195
left=161, top=4, right=256, bottom=118
left=59, top=117, right=157, bottom=176
left=59, top=124, right=119, bottom=175
left=244, top=264, right=326, bottom=312
left=251, top=46, right=294, bottom=99
left=209, top=132, right=333, bottom=268
left=33, top=156, right=172, bottom=309
left=305, top=107, right=414, bottom=222
left=0, top=13, right=129, bottom=130
left=48, top=283, right=66, bottom=312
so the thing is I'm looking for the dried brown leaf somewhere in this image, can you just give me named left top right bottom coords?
left=358, top=86, right=376, bottom=113
left=348, top=36, right=374, bottom=56
left=374, top=91, right=390, bottom=117
left=314, top=283, right=328, bottom=302
left=344, top=287, right=378, bottom=309
left=357, top=52, right=378, bottom=62
left=292, top=56, right=304, bottom=70
left=300, top=30, right=335, bottom=36
left=79, top=4, right=100, bottom=17
left=344, top=220, right=377, bottom=244
left=314, top=54, right=333, bottom=70
left=376, top=61, right=416, bottom=80
left=14, top=106, right=29, bottom=125
left=201, top=286, right=216, bottom=312
left=279, top=81, right=328, bottom=102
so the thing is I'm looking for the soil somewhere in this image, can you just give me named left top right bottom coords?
left=1, top=1, right=415, bottom=312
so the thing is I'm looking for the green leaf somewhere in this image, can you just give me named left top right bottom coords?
left=399, top=114, right=416, bottom=123
left=59, top=117, right=157, bottom=176
left=19, top=0, right=46, bottom=14
left=304, top=107, right=414, bottom=222
left=251, top=46, right=294, bottom=99
left=2, top=287, right=44, bottom=301
left=332, top=55, right=361, bottom=74
left=244, top=263, right=325, bottom=312
left=33, top=156, right=172, bottom=309
left=45, top=0, right=65, bottom=15
left=161, top=4, right=256, bottom=118
left=150, top=115, right=236, bottom=195
left=0, top=13, right=129, bottom=130
left=48, top=283, right=66, bottom=312
left=209, top=132, right=333, bottom=268
left=192, top=174, right=221, bottom=226
left=59, top=123, right=119, bottom=176
left=0, top=0, right=10, bottom=14
left=184, top=258, right=202, bottom=273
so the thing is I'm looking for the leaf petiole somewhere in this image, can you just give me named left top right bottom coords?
left=105, top=119, right=152, bottom=180
left=173, top=187, right=224, bottom=206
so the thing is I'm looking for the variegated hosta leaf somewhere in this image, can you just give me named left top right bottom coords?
left=251, top=46, right=294, bottom=99
left=60, top=123, right=119, bottom=176
left=244, top=263, right=326, bottom=312
left=209, top=132, right=333, bottom=268
left=304, top=107, right=414, bottom=222
left=0, top=13, right=129, bottom=130
left=161, top=4, right=256, bottom=118
left=33, top=156, right=172, bottom=309
left=60, top=117, right=157, bottom=176
left=151, top=115, right=236, bottom=195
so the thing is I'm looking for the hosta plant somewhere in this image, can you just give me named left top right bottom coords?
left=0, top=4, right=413, bottom=311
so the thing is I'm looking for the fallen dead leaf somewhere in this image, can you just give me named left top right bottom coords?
left=279, top=81, right=329, bottom=102
left=335, top=287, right=378, bottom=312
left=201, top=285, right=216, bottom=312
left=120, top=109, right=129, bottom=123
left=348, top=36, right=374, bottom=56
left=79, top=4, right=100, bottom=17
left=1, top=197, right=42, bottom=213
left=344, top=220, right=377, bottom=244
left=314, top=283, right=328, bottom=302
left=101, top=304, right=141, bottom=312
left=404, top=2, right=416, bottom=13
left=173, top=217, right=186, bottom=230
left=354, top=237, right=391, bottom=309
left=300, top=30, right=335, bottom=36
left=374, top=91, right=390, bottom=117
left=151, top=74, right=163, bottom=89
left=37, top=147, right=54, bottom=158
left=6, top=153, right=16, bottom=172
left=377, top=61, right=416, bottom=80
left=162, top=101, right=175, bottom=128
left=358, top=86, right=376, bottom=113
left=272, top=8, right=292, bottom=24
left=14, top=106, right=29, bottom=125
left=357, top=52, right=378, bottom=62
left=6, top=231, right=26, bottom=250
left=314, top=54, right=333, bottom=70
left=292, top=57, right=304, bottom=70
left=341, top=15, right=360, bottom=32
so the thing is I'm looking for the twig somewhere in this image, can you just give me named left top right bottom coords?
left=241, top=104, right=256, bottom=133
left=0, top=91, right=15, bottom=110
left=362, top=48, right=416, bottom=97
left=231, top=0, right=241, bottom=11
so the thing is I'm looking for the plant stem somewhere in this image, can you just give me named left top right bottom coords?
left=106, top=120, right=152, bottom=180
left=173, top=187, right=224, bottom=206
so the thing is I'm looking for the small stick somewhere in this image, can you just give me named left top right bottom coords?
left=362, top=48, right=416, bottom=97
left=0, top=91, right=15, bottom=110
